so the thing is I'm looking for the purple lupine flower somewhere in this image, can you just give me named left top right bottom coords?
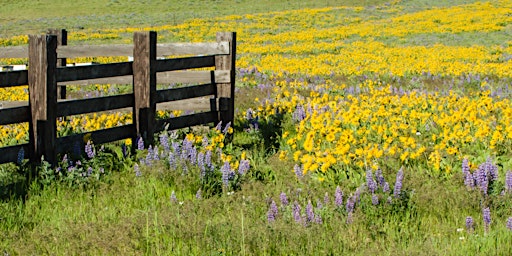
left=137, top=136, right=144, bottom=150
left=466, top=216, right=474, bottom=233
left=221, top=161, right=231, bottom=187
left=483, top=207, right=491, bottom=232
left=506, top=171, right=512, bottom=192
left=205, top=150, right=214, bottom=171
left=134, top=163, right=141, bottom=177
left=222, top=122, right=232, bottom=134
left=366, top=169, right=377, bottom=194
left=17, top=147, right=24, bottom=165
left=484, top=157, right=498, bottom=182
left=315, top=214, right=323, bottom=224
left=462, top=158, right=470, bottom=175
left=153, top=147, right=160, bottom=161
left=375, top=168, right=386, bottom=187
left=335, top=186, right=343, bottom=207
left=292, top=104, right=306, bottom=122
left=316, top=199, right=323, bottom=209
left=145, top=146, right=154, bottom=165
left=168, top=151, right=176, bottom=169
left=85, top=141, right=95, bottom=159
left=474, top=166, right=489, bottom=195
left=293, top=201, right=302, bottom=223
left=394, top=167, right=404, bottom=198
left=181, top=139, right=193, bottom=161
left=238, top=159, right=250, bottom=175
left=170, top=191, right=177, bottom=203
left=171, top=141, right=181, bottom=156
left=507, top=217, right=512, bottom=231
left=197, top=152, right=206, bottom=179
left=215, top=121, right=223, bottom=131
left=159, top=133, right=170, bottom=152
left=196, top=189, right=202, bottom=200
left=267, top=200, right=278, bottom=223
left=463, top=158, right=475, bottom=189
left=280, top=192, right=289, bottom=206
left=324, top=192, right=330, bottom=206
left=346, top=196, right=355, bottom=213
left=246, top=108, right=254, bottom=120
left=306, top=200, right=315, bottom=224
left=371, top=194, right=379, bottom=205
left=383, top=182, right=390, bottom=193
left=87, top=166, right=93, bottom=176
left=294, top=164, right=303, bottom=179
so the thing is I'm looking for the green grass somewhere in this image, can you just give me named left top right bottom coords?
left=2, top=0, right=512, bottom=254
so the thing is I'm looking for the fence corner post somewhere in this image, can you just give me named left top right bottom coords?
left=133, top=31, right=157, bottom=148
left=215, top=32, right=236, bottom=130
left=28, top=34, right=58, bottom=165
left=48, top=28, right=67, bottom=99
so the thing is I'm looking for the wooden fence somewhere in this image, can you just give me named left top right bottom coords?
left=0, top=30, right=236, bottom=165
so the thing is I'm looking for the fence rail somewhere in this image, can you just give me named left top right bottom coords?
left=0, top=29, right=236, bottom=165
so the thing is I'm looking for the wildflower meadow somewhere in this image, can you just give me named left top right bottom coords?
left=1, top=0, right=512, bottom=254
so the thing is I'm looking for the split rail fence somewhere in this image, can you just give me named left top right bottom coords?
left=0, top=29, right=236, bottom=165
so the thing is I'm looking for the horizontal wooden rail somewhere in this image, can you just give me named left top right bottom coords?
left=0, top=42, right=229, bottom=59
left=0, top=144, right=29, bottom=164
left=155, top=111, right=218, bottom=133
left=0, top=46, right=27, bottom=59
left=56, top=124, right=135, bottom=153
left=156, top=55, right=216, bottom=72
left=58, top=70, right=230, bottom=85
left=56, top=62, right=133, bottom=82
left=156, top=83, right=215, bottom=103
left=0, top=105, right=30, bottom=125
left=0, top=70, right=28, bottom=87
left=57, top=94, right=134, bottom=117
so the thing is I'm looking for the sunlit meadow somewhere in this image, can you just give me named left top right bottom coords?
left=1, top=0, right=512, bottom=254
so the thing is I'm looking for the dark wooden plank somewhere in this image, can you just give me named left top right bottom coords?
left=0, top=144, right=29, bottom=164
left=0, top=70, right=29, bottom=87
left=56, top=62, right=132, bottom=82
left=156, top=55, right=216, bottom=73
left=0, top=105, right=30, bottom=125
left=57, top=94, right=134, bottom=117
left=155, top=111, right=217, bottom=132
left=56, top=124, right=135, bottom=154
left=156, top=83, right=215, bottom=103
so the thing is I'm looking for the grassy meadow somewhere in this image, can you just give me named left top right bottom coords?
left=1, top=0, right=512, bottom=255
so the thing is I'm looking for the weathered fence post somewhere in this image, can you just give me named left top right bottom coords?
left=48, top=29, right=67, bottom=99
left=133, top=31, right=157, bottom=148
left=28, top=34, right=58, bottom=164
left=215, top=32, right=236, bottom=129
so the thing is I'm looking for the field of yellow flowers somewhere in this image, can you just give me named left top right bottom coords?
left=2, top=0, right=512, bottom=254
